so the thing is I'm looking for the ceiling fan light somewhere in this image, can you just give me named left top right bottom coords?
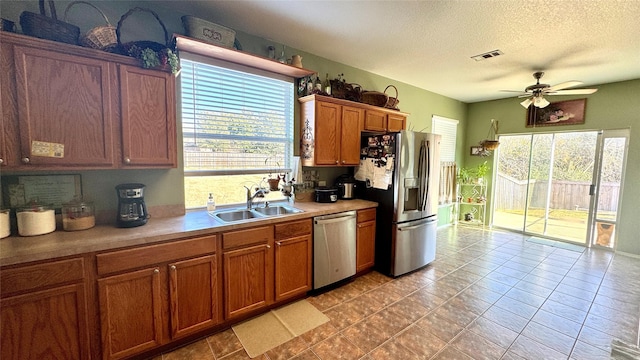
left=520, top=98, right=532, bottom=108
left=534, top=96, right=550, bottom=108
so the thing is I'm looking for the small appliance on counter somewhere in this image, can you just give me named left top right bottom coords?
left=116, top=183, right=148, bottom=228
left=334, top=174, right=357, bottom=200
left=314, top=187, right=339, bottom=203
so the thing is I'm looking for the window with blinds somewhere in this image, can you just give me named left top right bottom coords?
left=180, top=54, right=294, bottom=208
left=431, top=115, right=458, bottom=162
left=432, top=115, right=459, bottom=205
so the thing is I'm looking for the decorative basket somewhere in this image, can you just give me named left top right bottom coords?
left=384, top=85, right=400, bottom=109
left=115, top=7, right=178, bottom=73
left=20, top=0, right=80, bottom=45
left=181, top=15, right=236, bottom=48
left=63, top=1, right=116, bottom=50
left=361, top=91, right=387, bottom=107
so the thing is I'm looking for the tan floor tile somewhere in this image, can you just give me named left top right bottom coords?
left=467, top=317, right=518, bottom=349
left=451, top=330, right=507, bottom=359
left=265, top=336, right=308, bottom=360
left=311, top=334, right=364, bottom=360
left=416, top=311, right=464, bottom=343
left=431, top=345, right=474, bottom=360
left=290, top=349, right=321, bottom=360
left=306, top=292, right=342, bottom=311
left=367, top=340, right=420, bottom=360
left=162, top=339, right=214, bottom=359
left=207, top=329, right=243, bottom=358
left=395, top=325, right=446, bottom=358
left=341, top=318, right=390, bottom=353
left=299, top=322, right=339, bottom=346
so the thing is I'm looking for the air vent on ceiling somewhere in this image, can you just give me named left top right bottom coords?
left=471, top=49, right=504, bottom=61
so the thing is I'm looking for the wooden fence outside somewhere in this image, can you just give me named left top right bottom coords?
left=495, top=174, right=620, bottom=211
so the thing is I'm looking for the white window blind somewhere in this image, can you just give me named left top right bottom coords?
left=181, top=55, right=294, bottom=176
left=431, top=115, right=458, bottom=162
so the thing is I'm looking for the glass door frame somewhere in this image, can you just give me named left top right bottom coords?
left=587, top=128, right=629, bottom=249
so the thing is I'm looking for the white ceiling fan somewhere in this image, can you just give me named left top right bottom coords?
left=502, top=71, right=598, bottom=108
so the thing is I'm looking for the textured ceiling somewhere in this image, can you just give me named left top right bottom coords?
left=156, top=0, right=640, bottom=103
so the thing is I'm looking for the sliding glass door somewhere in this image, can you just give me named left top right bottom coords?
left=588, top=129, right=628, bottom=248
left=493, top=131, right=600, bottom=245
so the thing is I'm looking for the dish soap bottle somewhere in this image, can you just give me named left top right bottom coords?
left=207, top=193, right=216, bottom=213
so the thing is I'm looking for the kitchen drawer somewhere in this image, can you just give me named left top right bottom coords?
left=357, top=208, right=377, bottom=223
left=223, top=226, right=273, bottom=250
left=1, top=257, right=85, bottom=296
left=96, top=235, right=217, bottom=275
left=275, top=219, right=312, bottom=240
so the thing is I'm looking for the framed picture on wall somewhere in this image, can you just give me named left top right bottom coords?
left=526, top=98, right=587, bottom=127
left=470, top=146, right=484, bottom=156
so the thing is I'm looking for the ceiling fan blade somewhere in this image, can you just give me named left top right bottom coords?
left=500, top=90, right=528, bottom=93
left=547, top=80, right=583, bottom=91
left=546, top=89, right=598, bottom=95
left=517, top=94, right=533, bottom=98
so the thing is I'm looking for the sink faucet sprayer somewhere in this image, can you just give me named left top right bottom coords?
left=244, top=185, right=269, bottom=210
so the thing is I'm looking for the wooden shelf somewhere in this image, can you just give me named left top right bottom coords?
left=174, top=34, right=315, bottom=78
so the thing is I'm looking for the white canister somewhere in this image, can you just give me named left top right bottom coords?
left=0, top=209, right=10, bottom=238
left=17, top=204, right=56, bottom=236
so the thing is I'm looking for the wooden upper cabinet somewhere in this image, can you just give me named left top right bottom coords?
left=340, top=106, right=365, bottom=165
left=313, top=101, right=341, bottom=165
left=12, top=45, right=115, bottom=168
left=0, top=32, right=177, bottom=170
left=364, top=109, right=387, bottom=132
left=119, top=65, right=177, bottom=168
left=300, top=95, right=408, bottom=167
left=387, top=113, right=406, bottom=132
left=364, top=109, right=406, bottom=132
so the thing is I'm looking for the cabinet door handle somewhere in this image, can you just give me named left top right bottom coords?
left=21, top=157, right=30, bottom=164
left=153, top=268, right=160, bottom=274
left=170, top=265, right=176, bottom=271
left=266, top=244, right=271, bottom=249
left=276, top=241, right=282, bottom=246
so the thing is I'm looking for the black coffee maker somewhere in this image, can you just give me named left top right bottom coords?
left=115, top=183, right=148, bottom=227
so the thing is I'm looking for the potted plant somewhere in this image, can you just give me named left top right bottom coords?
left=457, top=161, right=490, bottom=184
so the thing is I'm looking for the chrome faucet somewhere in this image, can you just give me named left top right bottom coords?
left=244, top=185, right=269, bottom=210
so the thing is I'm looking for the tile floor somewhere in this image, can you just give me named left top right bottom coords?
left=154, top=226, right=640, bottom=359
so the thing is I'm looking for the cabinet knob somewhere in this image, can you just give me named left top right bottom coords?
left=266, top=244, right=271, bottom=249
left=153, top=268, right=160, bottom=274
left=341, top=160, right=345, bottom=164
left=21, top=157, right=30, bottom=164
left=170, top=265, right=176, bottom=271
left=335, top=160, right=339, bottom=164
left=276, top=241, right=282, bottom=246
left=0, top=158, right=3, bottom=165
left=124, top=158, right=131, bottom=164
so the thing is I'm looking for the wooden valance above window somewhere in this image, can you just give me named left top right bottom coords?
left=173, top=34, right=315, bottom=78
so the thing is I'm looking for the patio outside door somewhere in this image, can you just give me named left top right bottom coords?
left=492, top=131, right=602, bottom=245
left=587, top=129, right=628, bottom=249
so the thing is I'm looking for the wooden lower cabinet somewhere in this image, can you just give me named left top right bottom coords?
left=98, top=268, right=163, bottom=360
left=222, top=226, right=274, bottom=320
left=356, top=208, right=377, bottom=272
left=96, top=235, right=220, bottom=359
left=274, top=219, right=312, bottom=302
left=1, top=283, right=90, bottom=360
left=169, top=255, right=219, bottom=338
left=0, top=257, right=90, bottom=360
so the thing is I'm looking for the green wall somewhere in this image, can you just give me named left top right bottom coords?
left=1, top=1, right=467, bottom=215
left=467, top=79, right=640, bottom=255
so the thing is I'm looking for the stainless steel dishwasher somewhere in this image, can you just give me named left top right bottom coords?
left=313, top=210, right=357, bottom=289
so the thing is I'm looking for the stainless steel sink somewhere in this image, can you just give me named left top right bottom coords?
left=253, top=206, right=303, bottom=216
left=212, top=204, right=304, bottom=223
left=215, top=210, right=260, bottom=222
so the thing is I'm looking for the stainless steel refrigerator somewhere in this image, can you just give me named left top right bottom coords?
left=357, top=130, right=441, bottom=276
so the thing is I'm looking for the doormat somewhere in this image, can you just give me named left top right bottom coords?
left=232, top=300, right=329, bottom=358
left=527, top=236, right=586, bottom=252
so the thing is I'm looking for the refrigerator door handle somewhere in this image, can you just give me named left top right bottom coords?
left=418, top=140, right=430, bottom=212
